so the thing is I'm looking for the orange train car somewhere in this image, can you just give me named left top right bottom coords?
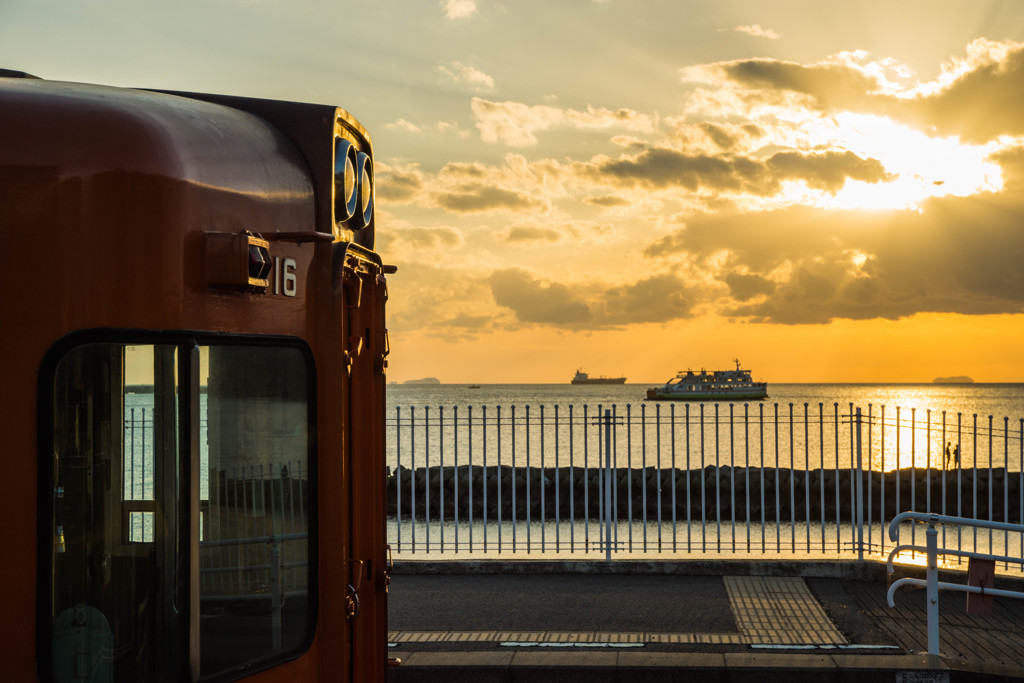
left=0, top=70, right=393, bottom=682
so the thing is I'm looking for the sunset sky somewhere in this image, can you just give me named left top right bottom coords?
left=5, top=0, right=1024, bottom=383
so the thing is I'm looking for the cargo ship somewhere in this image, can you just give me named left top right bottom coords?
left=571, top=369, right=626, bottom=385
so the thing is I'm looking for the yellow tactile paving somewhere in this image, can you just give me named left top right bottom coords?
left=723, top=575, right=847, bottom=645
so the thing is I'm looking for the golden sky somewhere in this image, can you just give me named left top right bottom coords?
left=5, top=0, right=1024, bottom=383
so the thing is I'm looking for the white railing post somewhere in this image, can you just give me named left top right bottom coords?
left=855, top=407, right=864, bottom=561
left=926, top=520, right=940, bottom=655
left=604, top=409, right=613, bottom=561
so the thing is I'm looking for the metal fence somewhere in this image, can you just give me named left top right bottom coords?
left=387, top=403, right=1024, bottom=569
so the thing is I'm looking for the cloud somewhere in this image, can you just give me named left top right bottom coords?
left=386, top=261, right=497, bottom=339
left=374, top=163, right=425, bottom=202
left=582, top=194, right=630, bottom=207
left=471, top=98, right=657, bottom=146
left=438, top=61, right=495, bottom=92
left=442, top=312, right=495, bottom=329
left=436, top=184, right=543, bottom=213
left=488, top=268, right=700, bottom=329
left=386, top=118, right=421, bottom=134
left=733, top=24, right=782, bottom=40
left=489, top=268, right=592, bottom=324
left=725, top=272, right=775, bottom=301
left=592, top=147, right=891, bottom=195
left=683, top=56, right=884, bottom=111
left=681, top=40, right=1024, bottom=144
left=440, top=0, right=477, bottom=20
left=900, top=39, right=1024, bottom=143
left=505, top=225, right=561, bottom=243
left=593, top=273, right=698, bottom=325
left=501, top=219, right=615, bottom=244
left=392, top=226, right=463, bottom=250
left=643, top=191, right=1024, bottom=324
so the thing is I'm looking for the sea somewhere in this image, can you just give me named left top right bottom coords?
left=387, top=382, right=1024, bottom=421
left=386, top=382, right=1024, bottom=472
left=385, top=383, right=1024, bottom=561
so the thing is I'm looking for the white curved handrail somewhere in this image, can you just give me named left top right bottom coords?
left=886, top=513, right=1024, bottom=656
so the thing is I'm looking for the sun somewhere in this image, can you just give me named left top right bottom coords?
left=816, top=113, right=1004, bottom=211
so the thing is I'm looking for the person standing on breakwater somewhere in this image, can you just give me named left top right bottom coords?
left=954, top=444, right=960, bottom=467
left=945, top=442, right=952, bottom=468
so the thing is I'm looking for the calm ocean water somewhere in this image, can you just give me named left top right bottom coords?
left=386, top=383, right=1024, bottom=472
left=387, top=382, right=1024, bottom=419
left=385, top=383, right=1024, bottom=560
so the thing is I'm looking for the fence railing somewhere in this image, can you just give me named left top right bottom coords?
left=387, top=403, right=1024, bottom=569
left=887, top=512, right=1024, bottom=654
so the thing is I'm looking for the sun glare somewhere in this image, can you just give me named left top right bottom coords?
left=813, top=113, right=1003, bottom=211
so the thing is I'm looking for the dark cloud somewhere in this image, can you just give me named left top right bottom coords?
left=646, top=192, right=1024, bottom=324
left=725, top=272, right=775, bottom=301
left=489, top=268, right=592, bottom=324
left=593, top=274, right=697, bottom=324
left=443, top=313, right=495, bottom=328
left=767, top=150, right=893, bottom=192
left=991, top=145, right=1024, bottom=190
left=583, top=194, right=630, bottom=207
left=720, top=58, right=881, bottom=109
left=488, top=269, right=698, bottom=329
left=597, top=148, right=764, bottom=191
left=376, top=168, right=423, bottom=202
left=594, top=147, right=889, bottom=196
left=506, top=225, right=561, bottom=243
left=395, top=226, right=462, bottom=249
left=436, top=184, right=542, bottom=213
left=385, top=261, right=496, bottom=340
left=900, top=44, right=1024, bottom=143
left=439, top=162, right=488, bottom=179
left=700, top=122, right=740, bottom=150
left=704, top=42, right=1024, bottom=144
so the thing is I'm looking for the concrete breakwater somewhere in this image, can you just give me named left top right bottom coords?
left=387, top=464, right=1024, bottom=523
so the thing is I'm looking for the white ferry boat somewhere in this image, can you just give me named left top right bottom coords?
left=646, top=359, right=767, bottom=401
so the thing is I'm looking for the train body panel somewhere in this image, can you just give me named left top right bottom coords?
left=0, top=72, right=389, bottom=682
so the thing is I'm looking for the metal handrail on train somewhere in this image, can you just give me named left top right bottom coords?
left=886, top=511, right=1024, bottom=655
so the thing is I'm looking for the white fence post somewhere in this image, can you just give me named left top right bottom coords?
left=926, top=521, right=940, bottom=655
left=856, top=407, right=864, bottom=561
left=603, top=409, right=613, bottom=561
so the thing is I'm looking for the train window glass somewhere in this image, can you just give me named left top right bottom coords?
left=48, top=341, right=313, bottom=683
left=199, top=344, right=312, bottom=676
left=50, top=343, right=183, bottom=683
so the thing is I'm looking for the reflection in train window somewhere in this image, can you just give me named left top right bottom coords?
left=200, top=344, right=312, bottom=676
left=48, top=341, right=314, bottom=683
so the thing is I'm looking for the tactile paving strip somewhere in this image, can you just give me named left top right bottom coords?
left=389, top=575, right=847, bottom=647
left=723, top=575, right=847, bottom=645
left=388, top=631, right=746, bottom=645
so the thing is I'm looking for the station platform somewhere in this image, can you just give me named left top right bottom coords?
left=386, top=560, right=1024, bottom=682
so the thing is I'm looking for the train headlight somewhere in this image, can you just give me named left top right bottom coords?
left=334, top=138, right=359, bottom=222
left=356, top=151, right=373, bottom=228
left=247, top=239, right=272, bottom=285
left=207, top=231, right=272, bottom=293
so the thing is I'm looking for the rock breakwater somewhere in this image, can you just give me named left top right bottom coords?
left=387, top=465, right=1024, bottom=523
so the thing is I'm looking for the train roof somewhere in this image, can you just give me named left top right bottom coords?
left=0, top=71, right=373, bottom=241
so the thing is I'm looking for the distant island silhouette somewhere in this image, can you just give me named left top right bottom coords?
left=933, top=375, right=974, bottom=384
left=404, top=377, right=441, bottom=385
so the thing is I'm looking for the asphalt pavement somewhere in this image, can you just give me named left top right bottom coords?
left=385, top=561, right=1024, bottom=682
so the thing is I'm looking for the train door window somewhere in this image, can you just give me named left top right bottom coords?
left=46, top=339, right=314, bottom=683
left=49, top=343, right=183, bottom=683
left=200, top=344, right=313, bottom=676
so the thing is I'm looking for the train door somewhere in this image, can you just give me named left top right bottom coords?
left=46, top=341, right=195, bottom=683
left=338, top=243, right=391, bottom=682
left=43, top=336, right=317, bottom=682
